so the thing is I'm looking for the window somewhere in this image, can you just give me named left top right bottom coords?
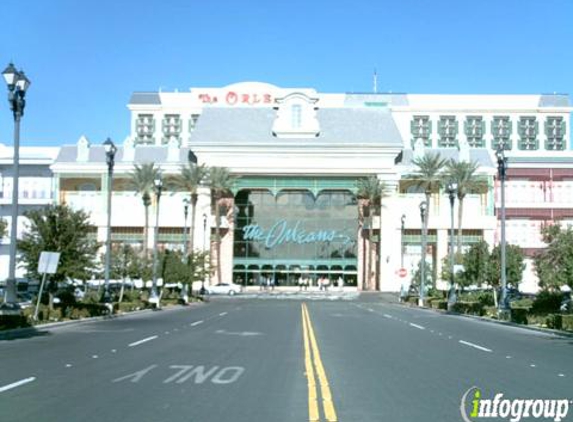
left=492, top=116, right=512, bottom=150
left=464, top=116, right=485, bottom=147
left=291, top=104, right=302, bottom=129
left=438, top=116, right=458, bottom=147
left=545, top=116, right=566, bottom=151
left=162, top=114, right=181, bottom=145
left=518, top=116, right=538, bottom=150
left=410, top=115, right=432, bottom=147
left=135, top=114, right=155, bottom=145
left=189, top=114, right=199, bottom=132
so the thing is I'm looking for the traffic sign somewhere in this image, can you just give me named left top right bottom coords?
left=398, top=268, right=408, bottom=278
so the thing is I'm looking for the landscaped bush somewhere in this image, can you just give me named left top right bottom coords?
left=115, top=302, right=141, bottom=313
left=545, top=314, right=562, bottom=330
left=562, top=315, right=573, bottom=331
left=531, top=291, right=564, bottom=315
left=429, top=299, right=447, bottom=310
left=451, top=301, right=484, bottom=316
left=460, top=291, right=495, bottom=307
left=510, top=308, right=528, bottom=325
left=68, top=307, right=91, bottom=320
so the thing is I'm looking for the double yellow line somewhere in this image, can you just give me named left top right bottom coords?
left=301, top=303, right=338, bottom=422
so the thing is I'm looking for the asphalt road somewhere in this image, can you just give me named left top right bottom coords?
left=1, top=296, right=572, bottom=422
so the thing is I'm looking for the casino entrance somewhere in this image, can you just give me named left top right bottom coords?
left=231, top=182, right=360, bottom=289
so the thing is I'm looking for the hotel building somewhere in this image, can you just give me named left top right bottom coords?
left=3, top=82, right=572, bottom=292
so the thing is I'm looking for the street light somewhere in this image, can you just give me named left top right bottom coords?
left=446, top=182, right=458, bottom=309
left=419, top=201, right=428, bottom=307
left=151, top=176, right=163, bottom=306
left=2, top=63, right=30, bottom=305
left=202, top=213, right=208, bottom=294
left=183, top=198, right=190, bottom=258
left=102, top=138, right=117, bottom=304
left=496, top=145, right=509, bottom=313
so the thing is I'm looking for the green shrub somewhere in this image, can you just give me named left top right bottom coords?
left=121, top=290, right=141, bottom=303
left=82, top=290, right=102, bottom=304
left=562, top=315, right=573, bottom=331
left=430, top=299, right=447, bottom=310
left=460, top=291, right=495, bottom=306
left=483, top=306, right=498, bottom=319
left=510, top=308, right=528, bottom=325
left=545, top=314, right=562, bottom=330
left=451, top=301, right=484, bottom=316
left=115, top=302, right=141, bottom=313
left=68, top=307, right=91, bottom=320
left=531, top=291, right=563, bottom=315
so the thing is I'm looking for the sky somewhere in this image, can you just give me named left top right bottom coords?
left=1, top=0, right=572, bottom=147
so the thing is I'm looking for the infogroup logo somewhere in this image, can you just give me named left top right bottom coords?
left=460, top=387, right=571, bottom=422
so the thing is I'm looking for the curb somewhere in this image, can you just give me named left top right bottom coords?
left=399, top=301, right=573, bottom=338
left=0, top=302, right=203, bottom=340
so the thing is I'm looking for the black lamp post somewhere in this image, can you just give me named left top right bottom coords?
left=496, top=145, right=509, bottom=312
left=2, top=63, right=30, bottom=306
left=102, top=138, right=117, bottom=303
left=446, top=182, right=458, bottom=309
left=419, top=201, right=428, bottom=307
left=151, top=177, right=163, bottom=306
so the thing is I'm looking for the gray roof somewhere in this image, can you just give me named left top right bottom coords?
left=538, top=94, right=570, bottom=107
left=397, top=148, right=495, bottom=167
left=54, top=145, right=190, bottom=164
left=129, top=92, right=161, bottom=105
left=190, top=107, right=403, bottom=146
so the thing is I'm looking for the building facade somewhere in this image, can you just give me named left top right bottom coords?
left=3, top=82, right=572, bottom=292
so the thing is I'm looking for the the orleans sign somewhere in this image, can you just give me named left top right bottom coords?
left=242, top=219, right=352, bottom=249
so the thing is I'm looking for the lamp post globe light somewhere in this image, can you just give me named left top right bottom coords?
left=151, top=176, right=163, bottom=307
left=102, top=138, right=117, bottom=304
left=418, top=201, right=428, bottom=307
left=2, top=63, right=30, bottom=306
left=496, top=145, right=509, bottom=314
left=446, top=182, right=458, bottom=309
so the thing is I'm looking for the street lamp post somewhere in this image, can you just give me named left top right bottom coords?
left=151, top=177, right=163, bottom=306
left=496, top=146, right=509, bottom=313
left=102, top=138, right=117, bottom=304
left=202, top=213, right=207, bottom=294
left=2, top=63, right=30, bottom=305
left=446, top=182, right=458, bottom=309
left=419, top=201, right=428, bottom=307
left=183, top=198, right=190, bottom=259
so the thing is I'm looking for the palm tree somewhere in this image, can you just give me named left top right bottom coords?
left=444, top=159, right=487, bottom=254
left=407, top=152, right=447, bottom=289
left=167, top=163, right=208, bottom=255
left=208, top=167, right=236, bottom=285
left=128, top=163, right=161, bottom=259
left=357, top=176, right=389, bottom=291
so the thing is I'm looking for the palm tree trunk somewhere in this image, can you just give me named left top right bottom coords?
left=189, top=193, right=198, bottom=254
left=144, top=205, right=149, bottom=260
left=215, top=197, right=222, bottom=285
left=457, top=197, right=464, bottom=255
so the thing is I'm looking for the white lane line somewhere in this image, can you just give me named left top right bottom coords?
left=219, top=312, right=228, bottom=316
left=459, top=340, right=492, bottom=353
left=65, top=364, right=72, bottom=368
left=383, top=314, right=393, bottom=319
left=558, top=373, right=565, bottom=377
left=367, top=308, right=374, bottom=312
left=409, top=323, right=425, bottom=330
left=0, top=377, right=36, bottom=393
left=190, top=320, right=204, bottom=327
left=128, top=335, right=158, bottom=347
left=506, top=356, right=512, bottom=359
left=92, top=355, right=99, bottom=359
left=530, top=364, right=536, bottom=368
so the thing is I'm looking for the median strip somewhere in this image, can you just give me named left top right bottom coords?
left=128, top=335, right=158, bottom=347
left=0, top=377, right=36, bottom=393
left=302, top=303, right=338, bottom=422
left=458, top=340, right=492, bottom=353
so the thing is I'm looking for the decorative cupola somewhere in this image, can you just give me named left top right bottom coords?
left=76, top=135, right=90, bottom=162
left=272, top=92, right=320, bottom=138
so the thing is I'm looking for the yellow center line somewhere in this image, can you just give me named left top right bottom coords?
left=302, top=303, right=338, bottom=422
